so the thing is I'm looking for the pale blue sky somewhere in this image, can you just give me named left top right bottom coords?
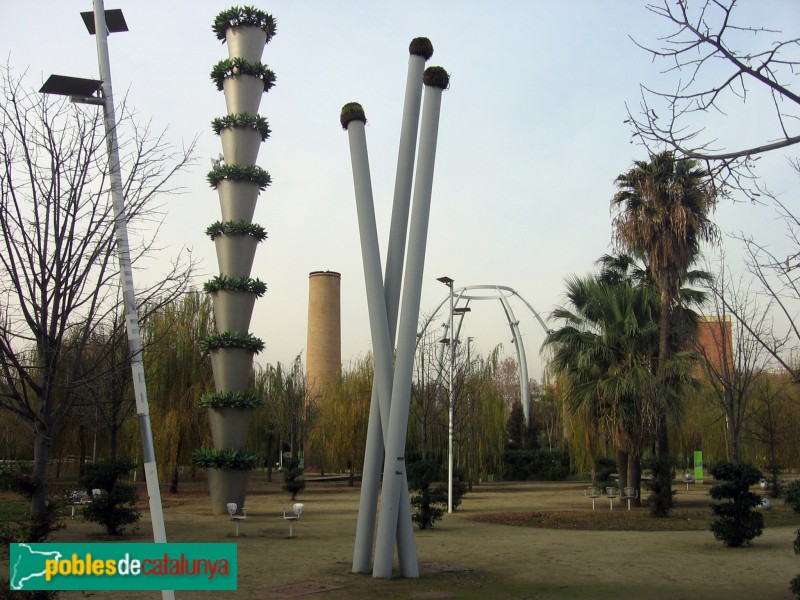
left=4, top=1, right=798, bottom=377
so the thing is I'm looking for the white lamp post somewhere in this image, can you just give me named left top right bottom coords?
left=437, top=277, right=470, bottom=514
left=40, top=7, right=171, bottom=599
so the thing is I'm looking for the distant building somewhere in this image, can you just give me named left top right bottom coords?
left=695, top=315, right=733, bottom=377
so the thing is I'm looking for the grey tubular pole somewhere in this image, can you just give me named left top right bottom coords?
left=93, top=4, right=173, bottom=599
left=373, top=79, right=445, bottom=579
left=352, top=51, right=427, bottom=574
left=345, top=118, right=417, bottom=576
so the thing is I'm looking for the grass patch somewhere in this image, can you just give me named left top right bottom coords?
left=468, top=505, right=800, bottom=531
left=0, top=495, right=28, bottom=522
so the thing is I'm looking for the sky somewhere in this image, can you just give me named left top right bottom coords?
left=3, top=1, right=798, bottom=380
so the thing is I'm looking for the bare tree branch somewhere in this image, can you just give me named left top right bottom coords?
left=628, top=0, right=799, bottom=195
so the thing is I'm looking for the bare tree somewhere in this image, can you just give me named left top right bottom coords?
left=698, top=255, right=776, bottom=463
left=0, top=65, right=194, bottom=534
left=628, top=0, right=799, bottom=194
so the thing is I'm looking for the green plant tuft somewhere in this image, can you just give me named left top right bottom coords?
left=207, top=164, right=271, bottom=190
left=203, top=275, right=267, bottom=296
left=210, top=58, right=276, bottom=92
left=340, top=102, right=366, bottom=130
left=213, top=5, right=277, bottom=42
left=198, top=391, right=263, bottom=409
left=409, top=37, right=434, bottom=60
left=192, top=448, right=260, bottom=470
left=206, top=220, right=267, bottom=241
left=199, top=331, right=265, bottom=354
left=423, top=66, right=450, bottom=89
left=211, top=113, right=271, bottom=141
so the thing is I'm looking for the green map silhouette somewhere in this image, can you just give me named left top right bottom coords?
left=10, top=544, right=62, bottom=590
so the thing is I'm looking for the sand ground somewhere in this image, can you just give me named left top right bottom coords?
left=5, top=477, right=800, bottom=599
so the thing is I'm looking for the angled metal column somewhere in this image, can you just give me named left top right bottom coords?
left=373, top=68, right=449, bottom=579
left=342, top=107, right=417, bottom=576
left=352, top=40, right=430, bottom=575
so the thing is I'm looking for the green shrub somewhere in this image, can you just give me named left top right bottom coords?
left=708, top=462, right=764, bottom=547
left=594, top=456, right=617, bottom=489
left=407, top=459, right=447, bottom=529
left=502, top=450, right=570, bottom=481
left=78, top=460, right=140, bottom=536
left=645, top=455, right=676, bottom=517
left=0, top=463, right=64, bottom=543
left=785, top=480, right=800, bottom=514
left=282, top=460, right=305, bottom=500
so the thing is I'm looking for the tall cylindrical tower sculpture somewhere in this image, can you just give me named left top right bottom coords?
left=306, top=271, right=342, bottom=399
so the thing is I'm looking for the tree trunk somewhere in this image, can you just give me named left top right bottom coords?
left=628, top=452, right=642, bottom=508
left=78, top=423, right=87, bottom=477
left=170, top=429, right=183, bottom=494
left=617, top=449, right=629, bottom=492
left=30, top=432, right=52, bottom=538
left=725, top=406, right=740, bottom=465
left=656, top=289, right=671, bottom=459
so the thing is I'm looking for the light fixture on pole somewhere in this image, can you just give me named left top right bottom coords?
left=40, top=7, right=171, bottom=599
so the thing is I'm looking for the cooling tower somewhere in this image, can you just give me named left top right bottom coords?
left=306, top=271, right=342, bottom=397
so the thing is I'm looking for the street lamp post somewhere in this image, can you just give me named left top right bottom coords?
left=40, top=7, right=172, bottom=599
left=437, top=276, right=470, bottom=514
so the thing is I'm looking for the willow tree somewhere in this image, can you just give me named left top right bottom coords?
left=0, top=66, right=194, bottom=531
left=143, top=291, right=214, bottom=493
left=612, top=151, right=716, bottom=512
left=306, top=356, right=372, bottom=484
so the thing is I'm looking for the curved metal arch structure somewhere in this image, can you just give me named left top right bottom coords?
left=420, top=285, right=551, bottom=426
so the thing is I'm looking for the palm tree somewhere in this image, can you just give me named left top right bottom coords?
left=545, top=272, right=660, bottom=503
left=611, top=151, right=717, bottom=505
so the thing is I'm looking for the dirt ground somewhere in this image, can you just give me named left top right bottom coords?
left=6, top=476, right=800, bottom=599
